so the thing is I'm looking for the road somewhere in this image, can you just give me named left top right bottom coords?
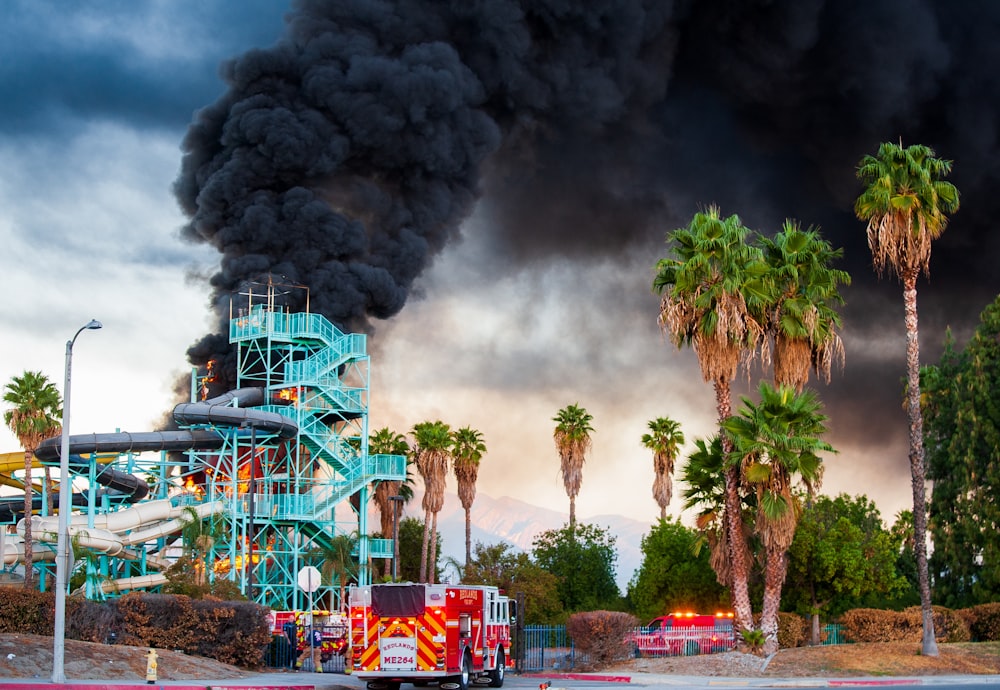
left=311, top=673, right=1000, bottom=690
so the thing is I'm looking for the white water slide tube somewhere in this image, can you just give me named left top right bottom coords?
left=6, top=388, right=298, bottom=575
left=15, top=500, right=224, bottom=563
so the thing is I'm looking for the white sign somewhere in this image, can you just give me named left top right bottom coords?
left=380, top=637, right=417, bottom=671
left=297, top=565, right=322, bottom=592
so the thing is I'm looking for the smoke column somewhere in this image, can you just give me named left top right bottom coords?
left=176, top=0, right=1000, bottom=394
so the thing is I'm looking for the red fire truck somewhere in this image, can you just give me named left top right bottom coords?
left=348, top=583, right=513, bottom=690
left=630, top=611, right=735, bottom=657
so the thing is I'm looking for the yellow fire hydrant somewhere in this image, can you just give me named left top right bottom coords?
left=145, top=648, right=158, bottom=684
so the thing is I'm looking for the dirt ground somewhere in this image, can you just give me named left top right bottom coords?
left=612, top=641, right=1000, bottom=678
left=0, top=633, right=263, bottom=681
left=2, top=634, right=1000, bottom=681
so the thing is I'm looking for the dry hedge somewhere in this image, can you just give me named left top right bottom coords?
left=565, top=610, right=638, bottom=669
left=0, top=589, right=270, bottom=668
left=840, top=606, right=971, bottom=643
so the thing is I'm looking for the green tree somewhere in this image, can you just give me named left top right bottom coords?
left=464, top=541, right=564, bottom=624
left=177, top=506, right=227, bottom=588
left=653, top=206, right=768, bottom=635
left=855, top=140, right=960, bottom=656
left=410, top=420, right=452, bottom=583
left=552, top=404, right=594, bottom=529
left=784, top=494, right=907, bottom=644
left=369, top=427, right=410, bottom=578
left=310, top=532, right=359, bottom=611
left=4, top=370, right=62, bottom=589
left=451, top=426, right=487, bottom=577
left=396, top=516, right=441, bottom=583
left=925, top=296, right=1000, bottom=606
left=532, top=522, right=620, bottom=613
left=627, top=518, right=727, bottom=622
left=885, top=510, right=920, bottom=609
left=641, top=417, right=685, bottom=520
left=680, top=436, right=741, bottom=589
left=723, top=382, right=832, bottom=654
left=759, top=220, right=850, bottom=392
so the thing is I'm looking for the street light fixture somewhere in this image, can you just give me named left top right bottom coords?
left=52, top=318, right=102, bottom=684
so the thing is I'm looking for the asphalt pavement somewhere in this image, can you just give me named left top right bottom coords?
left=2, top=670, right=1000, bottom=690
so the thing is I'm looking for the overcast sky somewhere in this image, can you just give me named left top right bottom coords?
left=2, top=1, right=998, bottom=532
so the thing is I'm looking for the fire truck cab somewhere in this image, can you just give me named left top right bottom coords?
left=349, top=582, right=512, bottom=690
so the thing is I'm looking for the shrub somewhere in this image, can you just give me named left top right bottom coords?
left=0, top=588, right=54, bottom=634
left=905, top=606, right=969, bottom=643
left=776, top=613, right=807, bottom=649
left=0, top=588, right=269, bottom=667
left=841, top=606, right=969, bottom=643
left=840, top=608, right=920, bottom=642
left=565, top=610, right=637, bottom=669
left=959, top=603, right=1000, bottom=641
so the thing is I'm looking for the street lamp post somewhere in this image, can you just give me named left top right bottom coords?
left=52, top=318, right=102, bottom=684
left=389, top=495, right=404, bottom=581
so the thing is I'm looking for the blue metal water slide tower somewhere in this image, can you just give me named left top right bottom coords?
left=20, top=280, right=405, bottom=610
left=183, top=281, right=407, bottom=609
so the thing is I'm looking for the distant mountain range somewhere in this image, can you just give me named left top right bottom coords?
left=399, top=489, right=656, bottom=591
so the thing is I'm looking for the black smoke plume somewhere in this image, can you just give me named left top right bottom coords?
left=176, top=0, right=1000, bottom=401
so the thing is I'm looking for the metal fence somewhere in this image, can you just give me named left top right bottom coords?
left=264, top=625, right=347, bottom=673
left=516, top=623, right=846, bottom=672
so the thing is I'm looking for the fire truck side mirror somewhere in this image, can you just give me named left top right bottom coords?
left=509, top=601, right=517, bottom=625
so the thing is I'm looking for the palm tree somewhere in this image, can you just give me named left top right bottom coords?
left=680, top=435, right=741, bottom=588
left=641, top=417, right=685, bottom=520
left=723, top=382, right=832, bottom=654
left=369, top=427, right=410, bottom=577
left=311, top=532, right=359, bottom=611
left=759, top=220, right=851, bottom=391
left=451, top=426, right=487, bottom=578
left=178, top=506, right=226, bottom=588
left=653, top=206, right=768, bottom=635
left=410, top=420, right=452, bottom=583
left=855, top=140, right=960, bottom=657
left=552, top=404, right=594, bottom=530
left=3, top=370, right=62, bottom=589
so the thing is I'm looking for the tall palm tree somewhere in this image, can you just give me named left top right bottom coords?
left=641, top=417, right=685, bottom=520
left=369, top=427, right=410, bottom=577
left=410, top=420, right=452, bottom=583
left=723, top=382, right=832, bottom=654
left=653, top=206, right=768, bottom=634
left=3, top=370, right=62, bottom=589
left=855, top=140, right=960, bottom=657
left=759, top=220, right=851, bottom=391
left=552, top=404, right=594, bottom=530
left=451, top=426, right=487, bottom=578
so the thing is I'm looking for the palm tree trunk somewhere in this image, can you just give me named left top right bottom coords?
left=903, top=277, right=938, bottom=657
left=22, top=449, right=33, bottom=589
left=715, top=379, right=753, bottom=637
left=428, top=511, right=439, bottom=584
left=464, top=506, right=472, bottom=581
left=569, top=496, right=576, bottom=530
left=419, top=508, right=432, bottom=583
left=760, top=548, right=788, bottom=655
